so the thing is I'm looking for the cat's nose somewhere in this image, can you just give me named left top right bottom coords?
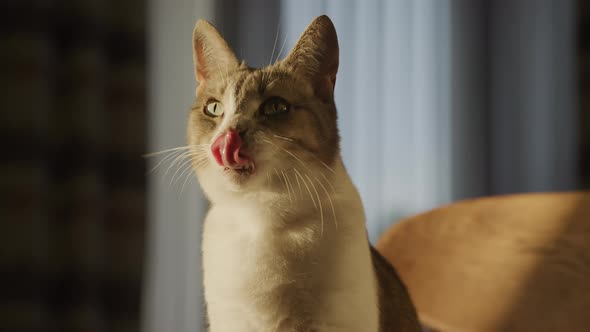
left=211, top=130, right=251, bottom=168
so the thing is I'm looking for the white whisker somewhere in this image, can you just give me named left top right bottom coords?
left=273, top=134, right=294, bottom=142
left=170, top=157, right=193, bottom=188
left=170, top=150, right=205, bottom=182
left=143, top=145, right=191, bottom=157
left=274, top=168, right=288, bottom=194
left=305, top=174, right=324, bottom=237
left=262, top=139, right=308, bottom=170
left=284, top=172, right=296, bottom=201
left=316, top=177, right=337, bottom=229
left=147, top=149, right=185, bottom=174
left=318, top=160, right=335, bottom=174
left=275, top=34, right=288, bottom=63
left=194, top=156, right=209, bottom=169
left=281, top=170, right=292, bottom=202
left=319, top=172, right=337, bottom=195
left=175, top=157, right=198, bottom=187
left=269, top=22, right=280, bottom=66
left=165, top=150, right=192, bottom=177
left=266, top=135, right=336, bottom=175
left=180, top=167, right=198, bottom=194
left=294, top=169, right=316, bottom=209
left=293, top=169, right=303, bottom=199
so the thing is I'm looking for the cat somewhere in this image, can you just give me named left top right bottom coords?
left=187, top=15, right=421, bottom=332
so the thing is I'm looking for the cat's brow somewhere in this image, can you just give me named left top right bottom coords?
left=232, top=72, right=248, bottom=103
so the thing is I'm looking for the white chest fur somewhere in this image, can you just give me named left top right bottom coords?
left=202, top=186, right=379, bottom=332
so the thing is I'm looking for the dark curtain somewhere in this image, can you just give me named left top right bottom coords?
left=579, top=1, right=590, bottom=189
left=1, top=1, right=147, bottom=332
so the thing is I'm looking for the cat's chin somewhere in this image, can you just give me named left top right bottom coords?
left=224, top=166, right=254, bottom=181
left=217, top=164, right=258, bottom=188
left=198, top=162, right=278, bottom=197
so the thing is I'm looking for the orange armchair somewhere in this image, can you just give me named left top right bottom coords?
left=377, top=192, right=590, bottom=332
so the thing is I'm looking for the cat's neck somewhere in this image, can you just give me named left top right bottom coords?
left=202, top=158, right=379, bottom=332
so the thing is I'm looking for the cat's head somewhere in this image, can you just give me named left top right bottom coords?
left=188, top=15, right=340, bottom=200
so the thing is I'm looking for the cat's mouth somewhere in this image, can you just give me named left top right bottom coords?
left=223, top=162, right=255, bottom=175
left=211, top=130, right=256, bottom=176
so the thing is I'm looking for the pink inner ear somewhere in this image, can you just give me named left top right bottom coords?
left=196, top=67, right=207, bottom=82
left=194, top=39, right=210, bottom=82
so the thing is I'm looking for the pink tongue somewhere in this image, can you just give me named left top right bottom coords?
left=211, top=130, right=250, bottom=168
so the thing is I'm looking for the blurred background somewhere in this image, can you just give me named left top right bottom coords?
left=2, top=0, right=589, bottom=331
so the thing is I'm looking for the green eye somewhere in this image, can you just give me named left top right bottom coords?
left=204, top=101, right=223, bottom=117
left=262, top=97, right=290, bottom=115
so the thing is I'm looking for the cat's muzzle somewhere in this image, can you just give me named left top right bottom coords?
left=211, top=130, right=255, bottom=173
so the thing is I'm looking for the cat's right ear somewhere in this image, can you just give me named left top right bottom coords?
left=193, top=20, right=239, bottom=83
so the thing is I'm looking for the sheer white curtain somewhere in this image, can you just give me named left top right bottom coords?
left=142, top=0, right=210, bottom=331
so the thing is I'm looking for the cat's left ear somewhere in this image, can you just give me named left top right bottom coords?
left=193, top=20, right=239, bottom=83
left=282, top=15, right=339, bottom=99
